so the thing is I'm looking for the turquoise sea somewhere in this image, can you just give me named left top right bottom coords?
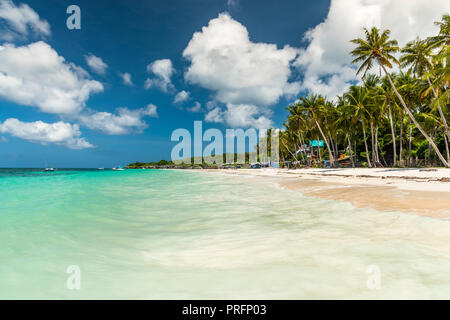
left=0, top=169, right=449, bottom=299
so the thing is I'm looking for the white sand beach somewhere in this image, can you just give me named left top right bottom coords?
left=203, top=168, right=450, bottom=219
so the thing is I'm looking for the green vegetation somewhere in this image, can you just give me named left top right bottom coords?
left=281, top=14, right=449, bottom=168
left=126, top=160, right=174, bottom=168
left=126, top=153, right=255, bottom=169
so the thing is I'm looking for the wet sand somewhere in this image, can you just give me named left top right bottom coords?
left=202, top=168, right=450, bottom=219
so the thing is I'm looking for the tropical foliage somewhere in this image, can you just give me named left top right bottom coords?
left=281, top=14, right=449, bottom=168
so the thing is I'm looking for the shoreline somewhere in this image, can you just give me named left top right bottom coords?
left=198, top=168, right=450, bottom=219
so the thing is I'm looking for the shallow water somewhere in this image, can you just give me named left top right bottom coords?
left=0, top=169, right=449, bottom=299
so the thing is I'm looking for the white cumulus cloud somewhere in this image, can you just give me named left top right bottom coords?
left=187, top=101, right=202, bottom=113
left=144, top=59, right=174, bottom=92
left=77, top=104, right=158, bottom=135
left=183, top=13, right=300, bottom=108
left=205, top=107, right=224, bottom=123
left=85, top=54, right=108, bottom=75
left=205, top=103, right=273, bottom=129
left=0, top=118, right=93, bottom=149
left=119, top=72, right=133, bottom=86
left=173, top=90, right=190, bottom=104
left=0, top=0, right=50, bottom=40
left=295, top=0, right=450, bottom=98
left=0, top=41, right=103, bottom=114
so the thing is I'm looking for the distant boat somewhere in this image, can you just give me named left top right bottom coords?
left=98, top=168, right=105, bottom=170
left=112, top=166, right=125, bottom=171
left=45, top=168, right=55, bottom=172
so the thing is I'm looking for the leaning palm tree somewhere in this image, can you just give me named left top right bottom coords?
left=425, top=14, right=449, bottom=106
left=278, top=130, right=299, bottom=164
left=395, top=72, right=421, bottom=165
left=400, top=38, right=450, bottom=155
left=350, top=27, right=449, bottom=167
left=425, top=45, right=449, bottom=111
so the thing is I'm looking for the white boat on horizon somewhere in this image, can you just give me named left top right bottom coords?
left=45, top=167, right=55, bottom=172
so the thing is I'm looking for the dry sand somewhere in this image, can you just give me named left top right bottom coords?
left=202, top=168, right=450, bottom=219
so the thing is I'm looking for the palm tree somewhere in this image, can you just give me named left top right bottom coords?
left=400, top=38, right=436, bottom=77
left=344, top=85, right=373, bottom=167
left=336, top=99, right=357, bottom=167
left=425, top=14, right=449, bottom=114
left=400, top=38, right=450, bottom=157
left=324, top=100, right=340, bottom=160
left=425, top=47, right=449, bottom=108
left=279, top=130, right=299, bottom=164
left=364, top=75, right=384, bottom=166
left=394, top=73, right=420, bottom=165
left=285, top=103, right=312, bottom=164
left=350, top=27, right=449, bottom=167
left=376, top=76, right=398, bottom=166
left=298, top=94, right=335, bottom=166
left=429, top=13, right=450, bottom=48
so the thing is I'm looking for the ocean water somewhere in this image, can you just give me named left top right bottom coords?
left=0, top=168, right=449, bottom=299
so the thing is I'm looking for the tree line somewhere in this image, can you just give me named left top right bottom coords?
left=280, top=14, right=449, bottom=168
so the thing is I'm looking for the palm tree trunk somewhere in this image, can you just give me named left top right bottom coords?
left=408, top=125, right=413, bottom=167
left=371, top=123, right=381, bottom=167
left=370, top=122, right=376, bottom=167
left=280, top=138, right=299, bottom=163
left=427, top=78, right=450, bottom=144
left=300, top=133, right=309, bottom=164
left=334, top=133, right=339, bottom=157
left=314, top=119, right=334, bottom=166
left=399, top=112, right=403, bottom=165
left=328, top=132, right=336, bottom=160
left=428, top=133, right=433, bottom=165
left=444, top=131, right=449, bottom=163
left=362, top=122, right=372, bottom=167
left=388, top=102, right=397, bottom=166
left=382, top=65, right=449, bottom=167
left=296, top=132, right=306, bottom=163
left=347, top=134, right=355, bottom=168
left=317, top=136, right=322, bottom=164
left=302, top=135, right=312, bottom=166
left=333, top=135, right=338, bottom=160
left=378, top=138, right=388, bottom=167
left=375, top=125, right=383, bottom=167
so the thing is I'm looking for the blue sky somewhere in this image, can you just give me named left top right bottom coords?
left=0, top=0, right=447, bottom=167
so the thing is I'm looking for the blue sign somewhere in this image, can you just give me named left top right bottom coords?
left=309, top=140, right=324, bottom=147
